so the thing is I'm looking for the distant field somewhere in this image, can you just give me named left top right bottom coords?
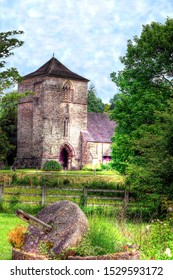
left=0, top=169, right=120, bottom=176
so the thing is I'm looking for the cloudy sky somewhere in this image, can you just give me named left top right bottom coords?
left=1, top=0, right=173, bottom=103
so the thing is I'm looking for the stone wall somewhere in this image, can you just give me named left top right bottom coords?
left=17, top=75, right=88, bottom=169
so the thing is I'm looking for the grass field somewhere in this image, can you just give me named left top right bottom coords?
left=0, top=169, right=172, bottom=260
left=0, top=213, right=27, bottom=260
left=0, top=209, right=173, bottom=260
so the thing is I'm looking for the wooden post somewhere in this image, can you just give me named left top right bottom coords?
left=124, top=190, right=129, bottom=209
left=0, top=184, right=4, bottom=199
left=42, top=185, right=46, bottom=206
left=83, top=187, right=88, bottom=207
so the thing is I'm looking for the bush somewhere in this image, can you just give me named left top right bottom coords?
left=42, top=160, right=62, bottom=171
left=82, top=164, right=102, bottom=171
left=100, top=162, right=113, bottom=170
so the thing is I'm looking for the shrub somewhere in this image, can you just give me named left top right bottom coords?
left=9, top=193, right=20, bottom=208
left=8, top=224, right=27, bottom=249
left=82, top=164, right=102, bottom=171
left=42, top=160, right=62, bottom=171
left=100, top=162, right=113, bottom=170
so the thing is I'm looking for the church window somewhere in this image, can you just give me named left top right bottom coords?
left=65, top=104, right=69, bottom=114
left=64, top=117, right=69, bottom=137
left=63, top=81, right=72, bottom=102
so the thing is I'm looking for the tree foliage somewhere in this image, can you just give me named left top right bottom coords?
left=110, top=18, right=173, bottom=197
left=0, top=30, right=24, bottom=92
left=0, top=30, right=24, bottom=164
left=87, top=83, right=105, bottom=113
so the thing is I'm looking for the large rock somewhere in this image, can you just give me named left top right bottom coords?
left=23, top=200, right=89, bottom=256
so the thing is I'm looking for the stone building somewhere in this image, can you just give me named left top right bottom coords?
left=16, top=57, right=115, bottom=169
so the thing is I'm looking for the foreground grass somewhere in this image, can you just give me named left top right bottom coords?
left=0, top=209, right=173, bottom=260
left=0, top=213, right=27, bottom=260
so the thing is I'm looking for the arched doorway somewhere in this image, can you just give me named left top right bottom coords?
left=59, top=143, right=75, bottom=170
left=60, top=148, right=68, bottom=169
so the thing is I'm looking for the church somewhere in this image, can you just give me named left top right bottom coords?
left=16, top=57, right=115, bottom=169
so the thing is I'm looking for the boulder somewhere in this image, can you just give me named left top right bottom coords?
left=23, top=200, right=89, bottom=257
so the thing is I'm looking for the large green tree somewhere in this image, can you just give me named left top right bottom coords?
left=87, top=83, right=105, bottom=113
left=110, top=18, right=173, bottom=195
left=0, top=92, right=19, bottom=164
left=0, top=30, right=24, bottom=163
left=0, top=30, right=24, bottom=92
left=126, top=99, right=173, bottom=199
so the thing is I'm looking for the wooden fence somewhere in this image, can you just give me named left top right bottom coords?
left=0, top=183, right=130, bottom=208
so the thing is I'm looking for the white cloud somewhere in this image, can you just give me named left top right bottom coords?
left=1, top=0, right=173, bottom=102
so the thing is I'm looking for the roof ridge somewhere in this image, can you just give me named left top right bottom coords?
left=23, top=57, right=89, bottom=81
left=47, top=57, right=54, bottom=73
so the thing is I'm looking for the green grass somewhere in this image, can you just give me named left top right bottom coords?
left=0, top=209, right=173, bottom=260
left=0, top=213, right=27, bottom=260
left=74, top=215, right=128, bottom=256
left=0, top=169, right=119, bottom=176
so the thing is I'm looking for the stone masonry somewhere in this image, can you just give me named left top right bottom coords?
left=16, top=57, right=115, bottom=169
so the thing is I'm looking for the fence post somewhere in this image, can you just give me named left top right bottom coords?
left=0, top=185, right=4, bottom=199
left=82, top=187, right=88, bottom=207
left=124, top=190, right=129, bottom=210
left=42, top=185, right=46, bottom=206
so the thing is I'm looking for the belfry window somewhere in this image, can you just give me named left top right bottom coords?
left=63, top=81, right=72, bottom=102
left=64, top=117, right=69, bottom=137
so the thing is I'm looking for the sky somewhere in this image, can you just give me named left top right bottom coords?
left=1, top=0, right=173, bottom=103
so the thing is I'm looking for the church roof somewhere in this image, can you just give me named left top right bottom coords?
left=81, top=112, right=116, bottom=143
left=24, top=57, right=89, bottom=81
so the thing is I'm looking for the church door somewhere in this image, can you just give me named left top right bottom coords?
left=60, top=148, right=68, bottom=169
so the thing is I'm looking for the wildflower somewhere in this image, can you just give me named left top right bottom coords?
left=164, top=248, right=172, bottom=258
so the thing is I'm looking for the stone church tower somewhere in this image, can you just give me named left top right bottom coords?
left=17, top=57, right=89, bottom=169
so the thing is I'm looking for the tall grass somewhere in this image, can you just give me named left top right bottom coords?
left=75, top=215, right=128, bottom=256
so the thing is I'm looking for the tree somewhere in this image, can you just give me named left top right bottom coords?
left=0, top=30, right=24, bottom=92
left=127, top=99, right=173, bottom=199
left=87, top=83, right=105, bottom=113
left=110, top=18, right=173, bottom=175
left=0, top=92, right=19, bottom=164
left=0, top=30, right=24, bottom=164
left=109, top=93, right=121, bottom=110
left=0, top=128, right=13, bottom=162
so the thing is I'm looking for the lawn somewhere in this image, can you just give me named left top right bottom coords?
left=0, top=213, right=27, bottom=260
left=0, top=169, right=119, bottom=176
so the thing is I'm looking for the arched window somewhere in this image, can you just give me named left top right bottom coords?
left=65, top=104, right=69, bottom=114
left=63, top=81, right=72, bottom=102
left=64, top=117, right=69, bottom=137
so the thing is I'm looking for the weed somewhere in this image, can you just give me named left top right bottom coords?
left=38, top=240, right=54, bottom=257
left=8, top=224, right=27, bottom=249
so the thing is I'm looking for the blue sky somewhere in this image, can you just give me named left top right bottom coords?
left=1, top=0, right=173, bottom=103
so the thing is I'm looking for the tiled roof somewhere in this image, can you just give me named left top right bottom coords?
left=81, top=112, right=116, bottom=143
left=24, top=57, right=89, bottom=81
